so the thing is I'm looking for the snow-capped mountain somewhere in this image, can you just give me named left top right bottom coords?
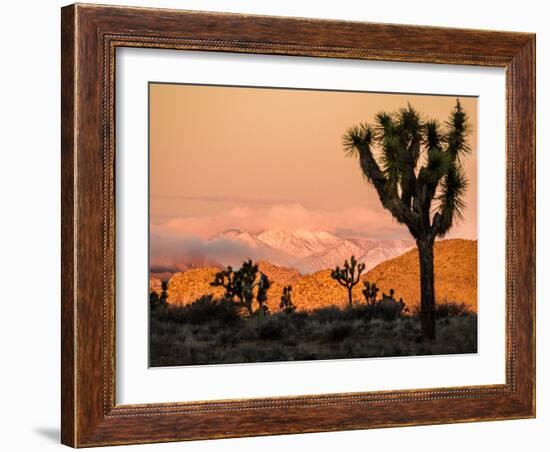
left=208, top=228, right=414, bottom=274
left=358, top=241, right=415, bottom=272
left=294, top=240, right=365, bottom=274
left=212, top=228, right=265, bottom=248
left=255, top=229, right=341, bottom=259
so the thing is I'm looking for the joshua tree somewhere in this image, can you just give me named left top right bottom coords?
left=378, top=289, right=407, bottom=321
left=343, top=100, right=470, bottom=340
left=210, top=266, right=237, bottom=300
left=279, top=285, right=296, bottom=314
left=210, top=259, right=272, bottom=316
left=256, top=272, right=272, bottom=316
left=331, top=255, right=366, bottom=306
left=233, top=260, right=258, bottom=315
left=159, top=281, right=168, bottom=305
left=149, top=291, right=160, bottom=309
left=150, top=281, right=168, bottom=309
left=362, top=281, right=380, bottom=305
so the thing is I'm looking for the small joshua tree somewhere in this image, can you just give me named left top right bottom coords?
left=150, top=281, right=168, bottom=309
left=279, top=285, right=296, bottom=314
left=233, top=260, right=258, bottom=315
left=256, top=272, right=271, bottom=316
left=378, top=288, right=407, bottom=321
left=149, top=291, right=160, bottom=309
left=362, top=281, right=379, bottom=305
left=159, top=281, right=168, bottom=305
left=331, top=256, right=366, bottom=306
left=210, top=266, right=237, bottom=300
left=210, top=259, right=272, bottom=316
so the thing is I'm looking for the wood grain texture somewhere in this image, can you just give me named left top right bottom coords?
left=60, top=3, right=536, bottom=447
left=60, top=5, right=76, bottom=447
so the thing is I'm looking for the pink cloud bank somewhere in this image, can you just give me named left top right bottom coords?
left=149, top=203, right=476, bottom=271
left=151, top=203, right=409, bottom=240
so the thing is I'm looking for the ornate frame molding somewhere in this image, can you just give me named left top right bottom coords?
left=61, top=4, right=535, bottom=447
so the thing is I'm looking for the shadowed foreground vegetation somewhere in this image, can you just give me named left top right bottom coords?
left=149, top=296, right=477, bottom=367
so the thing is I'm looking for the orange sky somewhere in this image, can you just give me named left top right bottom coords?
left=149, top=83, right=477, bottom=244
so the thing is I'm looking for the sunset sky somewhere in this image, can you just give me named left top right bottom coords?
left=149, top=83, right=477, bottom=269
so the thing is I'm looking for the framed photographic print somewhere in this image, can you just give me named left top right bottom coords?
left=61, top=3, right=536, bottom=447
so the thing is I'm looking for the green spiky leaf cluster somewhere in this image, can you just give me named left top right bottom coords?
left=343, top=100, right=470, bottom=240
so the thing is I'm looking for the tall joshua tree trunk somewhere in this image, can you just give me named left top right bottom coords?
left=347, top=287, right=353, bottom=307
left=417, top=237, right=436, bottom=341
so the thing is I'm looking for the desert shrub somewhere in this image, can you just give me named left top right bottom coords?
left=375, top=298, right=406, bottom=321
left=149, top=317, right=180, bottom=337
left=236, top=345, right=266, bottom=362
left=150, top=295, right=478, bottom=366
left=326, top=322, right=353, bottom=342
left=187, top=342, right=219, bottom=365
left=342, top=304, right=372, bottom=321
left=185, top=295, right=241, bottom=325
left=393, top=318, right=419, bottom=340
left=287, top=311, right=309, bottom=330
left=308, top=302, right=406, bottom=324
left=192, top=325, right=215, bottom=342
left=236, top=322, right=258, bottom=341
left=153, top=295, right=241, bottom=326
left=149, top=329, right=197, bottom=366
left=257, top=318, right=285, bottom=340
left=435, top=302, right=474, bottom=319
left=355, top=297, right=405, bottom=321
left=294, top=346, right=319, bottom=361
left=337, top=305, right=367, bottom=321
left=150, top=304, right=186, bottom=323
left=434, top=316, right=478, bottom=354
left=311, top=306, right=346, bottom=323
left=264, top=346, right=291, bottom=362
left=299, top=318, right=322, bottom=338
left=282, top=336, right=298, bottom=347
left=216, top=330, right=236, bottom=347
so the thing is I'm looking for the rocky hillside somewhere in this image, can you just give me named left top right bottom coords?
left=166, top=267, right=225, bottom=305
left=151, top=239, right=477, bottom=313
left=363, top=239, right=477, bottom=311
left=164, top=261, right=301, bottom=312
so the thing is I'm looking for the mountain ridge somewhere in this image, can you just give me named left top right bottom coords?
left=161, top=228, right=416, bottom=275
left=152, top=239, right=477, bottom=313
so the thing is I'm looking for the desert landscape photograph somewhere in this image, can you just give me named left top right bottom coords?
left=148, top=83, right=478, bottom=367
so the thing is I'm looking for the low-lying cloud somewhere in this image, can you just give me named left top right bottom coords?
left=152, top=203, right=408, bottom=240
left=150, top=203, right=476, bottom=269
left=150, top=231, right=294, bottom=270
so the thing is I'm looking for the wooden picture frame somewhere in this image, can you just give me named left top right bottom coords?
left=61, top=3, right=535, bottom=447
